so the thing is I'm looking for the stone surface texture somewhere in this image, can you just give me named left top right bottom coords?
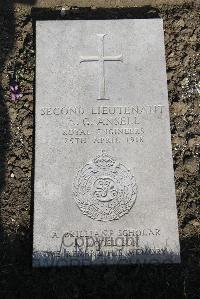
left=33, top=19, right=180, bottom=266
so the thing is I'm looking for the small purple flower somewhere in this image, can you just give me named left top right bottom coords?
left=9, top=80, right=22, bottom=101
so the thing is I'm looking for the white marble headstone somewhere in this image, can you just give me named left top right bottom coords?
left=33, top=19, right=180, bottom=266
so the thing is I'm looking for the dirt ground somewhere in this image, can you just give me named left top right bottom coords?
left=13, top=0, right=198, bottom=9
left=0, top=1, right=199, bottom=299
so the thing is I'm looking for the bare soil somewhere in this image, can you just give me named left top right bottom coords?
left=14, top=0, right=198, bottom=9
left=0, top=2, right=199, bottom=299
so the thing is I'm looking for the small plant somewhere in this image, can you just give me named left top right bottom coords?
left=9, top=79, right=22, bottom=101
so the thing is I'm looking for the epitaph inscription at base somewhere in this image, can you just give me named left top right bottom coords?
left=33, top=19, right=180, bottom=266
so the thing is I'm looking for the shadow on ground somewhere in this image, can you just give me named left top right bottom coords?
left=1, top=231, right=199, bottom=298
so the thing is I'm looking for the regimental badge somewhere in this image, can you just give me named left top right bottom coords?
left=73, top=151, right=137, bottom=221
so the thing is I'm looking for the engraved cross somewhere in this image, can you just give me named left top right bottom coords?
left=80, top=34, right=123, bottom=100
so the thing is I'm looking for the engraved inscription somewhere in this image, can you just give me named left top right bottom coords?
left=80, top=34, right=123, bottom=100
left=40, top=105, right=166, bottom=145
left=73, top=151, right=137, bottom=221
